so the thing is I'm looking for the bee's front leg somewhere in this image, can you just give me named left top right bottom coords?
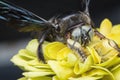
left=94, top=30, right=106, bottom=40
left=67, top=39, right=87, bottom=62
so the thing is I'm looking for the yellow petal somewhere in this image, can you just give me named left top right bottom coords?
left=100, top=18, right=112, bottom=36
left=18, top=49, right=36, bottom=59
left=91, top=66, right=115, bottom=80
left=69, top=76, right=100, bottom=80
left=43, top=42, right=66, bottom=59
left=23, top=72, right=55, bottom=78
left=34, top=64, right=50, bottom=69
left=18, top=77, right=27, bottom=80
left=107, top=33, right=120, bottom=45
left=27, top=59, right=43, bottom=66
left=96, top=56, right=120, bottom=68
left=74, top=55, right=93, bottom=75
left=111, top=64, right=120, bottom=80
left=87, top=47, right=101, bottom=64
left=52, top=76, right=59, bottom=80
left=83, top=69, right=108, bottom=77
left=48, top=60, right=74, bottom=80
left=111, top=24, right=120, bottom=34
left=11, top=54, right=29, bottom=70
left=28, top=77, right=52, bottom=80
left=59, top=53, right=77, bottom=67
left=24, top=65, right=52, bottom=72
left=26, top=39, right=39, bottom=54
left=57, top=47, right=72, bottom=60
left=102, top=40, right=114, bottom=50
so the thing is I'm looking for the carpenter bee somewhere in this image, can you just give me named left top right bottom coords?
left=0, top=0, right=120, bottom=63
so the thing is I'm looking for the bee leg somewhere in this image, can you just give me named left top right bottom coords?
left=94, top=30, right=106, bottom=40
left=37, top=31, right=47, bottom=63
left=108, top=39, right=120, bottom=56
left=77, top=48, right=86, bottom=62
left=94, top=30, right=120, bottom=56
left=67, top=39, right=86, bottom=62
left=37, top=29, right=51, bottom=63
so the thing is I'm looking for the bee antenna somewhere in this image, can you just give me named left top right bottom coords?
left=81, top=0, right=90, bottom=15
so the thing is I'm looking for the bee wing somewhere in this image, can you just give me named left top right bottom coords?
left=0, top=0, right=50, bottom=32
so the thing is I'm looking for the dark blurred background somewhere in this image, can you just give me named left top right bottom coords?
left=0, top=0, right=120, bottom=80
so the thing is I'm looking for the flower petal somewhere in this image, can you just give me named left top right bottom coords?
left=48, top=60, right=74, bottom=80
left=23, top=72, right=55, bottom=78
left=87, top=47, right=101, bottom=64
left=59, top=53, right=77, bottom=67
left=111, top=24, right=120, bottom=34
left=100, top=18, right=112, bottom=36
left=69, top=76, right=101, bottom=80
left=28, top=77, right=52, bottom=80
left=56, top=47, right=72, bottom=60
left=96, top=56, right=120, bottom=68
left=91, top=66, right=115, bottom=80
left=74, top=55, right=93, bottom=75
left=26, top=39, right=39, bottom=54
left=107, top=33, right=120, bottom=45
left=111, top=64, right=120, bottom=80
left=43, top=42, right=66, bottom=60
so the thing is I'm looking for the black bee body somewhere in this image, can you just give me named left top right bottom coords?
left=49, top=11, right=93, bottom=43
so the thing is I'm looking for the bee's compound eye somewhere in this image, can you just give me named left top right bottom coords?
left=81, top=25, right=94, bottom=41
left=71, top=27, right=82, bottom=42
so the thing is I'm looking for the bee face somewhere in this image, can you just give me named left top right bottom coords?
left=71, top=25, right=94, bottom=46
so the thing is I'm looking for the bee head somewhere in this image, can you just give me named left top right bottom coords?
left=71, top=25, right=94, bottom=46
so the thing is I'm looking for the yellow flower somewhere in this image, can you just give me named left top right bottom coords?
left=11, top=18, right=120, bottom=80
